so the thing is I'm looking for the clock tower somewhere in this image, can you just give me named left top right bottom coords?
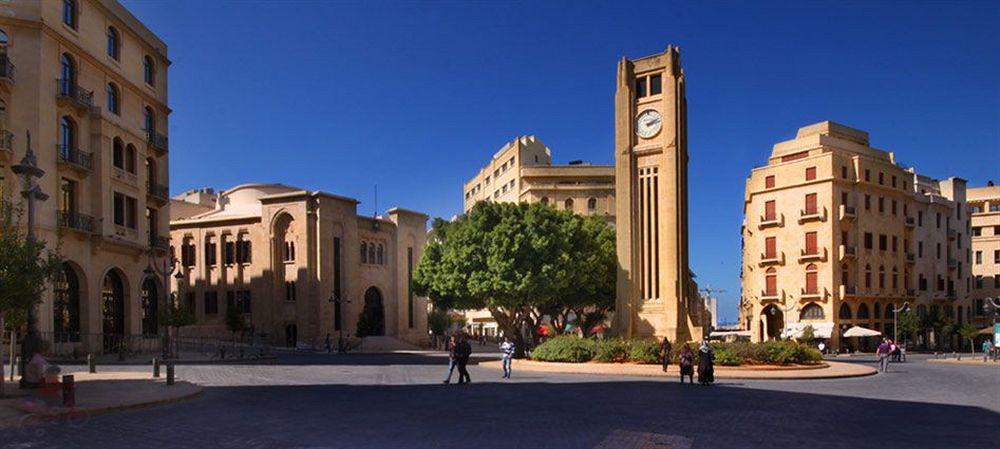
left=613, top=45, right=705, bottom=342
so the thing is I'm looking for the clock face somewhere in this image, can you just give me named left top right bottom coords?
left=635, top=109, right=662, bottom=139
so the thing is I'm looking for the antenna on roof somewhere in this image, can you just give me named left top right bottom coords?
left=374, top=184, right=378, bottom=217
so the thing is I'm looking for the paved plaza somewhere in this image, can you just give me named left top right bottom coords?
left=0, top=351, right=997, bottom=449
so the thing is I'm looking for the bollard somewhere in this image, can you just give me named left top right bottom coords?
left=166, top=363, right=175, bottom=386
left=956, top=351, right=961, bottom=361
left=62, top=375, right=76, bottom=407
left=152, top=357, right=160, bottom=378
left=88, top=354, right=96, bottom=373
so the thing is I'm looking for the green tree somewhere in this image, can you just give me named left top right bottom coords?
left=957, top=324, right=979, bottom=354
left=799, top=325, right=817, bottom=346
left=896, top=309, right=920, bottom=345
left=158, top=299, right=194, bottom=358
left=225, top=305, right=247, bottom=346
left=0, top=195, right=62, bottom=397
left=413, top=202, right=615, bottom=357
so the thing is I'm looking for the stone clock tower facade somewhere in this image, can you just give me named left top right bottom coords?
left=613, top=45, right=705, bottom=342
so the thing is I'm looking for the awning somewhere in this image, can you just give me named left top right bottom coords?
left=843, top=325, right=881, bottom=338
left=976, top=326, right=994, bottom=336
left=782, top=322, right=834, bottom=339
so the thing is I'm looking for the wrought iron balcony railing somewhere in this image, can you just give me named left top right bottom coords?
left=56, top=79, right=94, bottom=109
left=57, top=145, right=93, bottom=171
left=147, top=129, right=168, bottom=152
left=57, top=211, right=96, bottom=234
left=147, top=181, right=169, bottom=201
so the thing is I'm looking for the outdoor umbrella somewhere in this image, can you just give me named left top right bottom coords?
left=842, top=326, right=881, bottom=338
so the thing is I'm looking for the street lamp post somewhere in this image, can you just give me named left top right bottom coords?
left=328, top=292, right=350, bottom=353
left=144, top=250, right=180, bottom=358
left=892, top=302, right=910, bottom=345
left=12, top=132, right=48, bottom=388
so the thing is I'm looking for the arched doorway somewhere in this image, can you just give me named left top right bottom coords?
left=102, top=269, right=126, bottom=351
left=140, top=277, right=159, bottom=337
left=53, top=262, right=82, bottom=342
left=762, top=304, right=784, bottom=340
left=359, top=287, right=385, bottom=336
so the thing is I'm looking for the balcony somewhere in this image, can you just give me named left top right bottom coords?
left=147, top=181, right=169, bottom=204
left=839, top=244, right=856, bottom=260
left=800, top=288, right=826, bottom=301
left=947, top=258, right=957, bottom=270
left=904, top=216, right=916, bottom=228
left=839, top=204, right=856, bottom=221
left=760, top=290, right=782, bottom=302
left=799, top=247, right=827, bottom=263
left=55, top=79, right=94, bottom=112
left=758, top=252, right=784, bottom=267
left=112, top=167, right=137, bottom=186
left=149, top=235, right=170, bottom=251
left=57, top=211, right=95, bottom=234
left=57, top=145, right=93, bottom=173
left=0, top=55, right=14, bottom=88
left=840, top=285, right=857, bottom=298
left=947, top=229, right=957, bottom=240
left=945, top=290, right=957, bottom=300
left=758, top=213, right=783, bottom=230
left=147, top=129, right=168, bottom=154
left=0, top=129, right=12, bottom=158
left=906, top=288, right=916, bottom=297
left=798, top=207, right=826, bottom=224
left=905, top=252, right=915, bottom=264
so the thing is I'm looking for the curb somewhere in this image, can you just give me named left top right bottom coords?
left=50, top=356, right=277, bottom=366
left=479, top=360, right=877, bottom=381
left=7, top=382, right=203, bottom=427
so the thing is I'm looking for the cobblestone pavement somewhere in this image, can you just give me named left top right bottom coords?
left=0, top=353, right=997, bottom=449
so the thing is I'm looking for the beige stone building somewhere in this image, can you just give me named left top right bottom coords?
left=613, top=45, right=706, bottom=342
left=169, top=184, right=430, bottom=347
left=0, top=0, right=171, bottom=351
left=739, top=121, right=974, bottom=350
left=463, top=135, right=614, bottom=219
left=968, top=183, right=1000, bottom=326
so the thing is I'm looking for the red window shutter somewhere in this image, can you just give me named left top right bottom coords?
left=765, top=176, right=775, bottom=188
left=806, top=271, right=817, bottom=293
left=765, top=237, right=776, bottom=258
left=766, top=274, right=777, bottom=296
left=805, top=193, right=817, bottom=214
left=806, top=232, right=817, bottom=254
left=765, top=201, right=776, bottom=221
left=805, top=167, right=816, bottom=181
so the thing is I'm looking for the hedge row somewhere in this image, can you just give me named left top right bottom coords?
left=530, top=336, right=822, bottom=366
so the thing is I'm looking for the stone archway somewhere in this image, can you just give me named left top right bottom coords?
left=359, top=287, right=385, bottom=337
left=53, top=262, right=83, bottom=342
left=761, top=305, right=784, bottom=340
left=101, top=268, right=127, bottom=352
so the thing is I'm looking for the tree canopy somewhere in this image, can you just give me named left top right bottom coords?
left=413, top=201, right=616, bottom=355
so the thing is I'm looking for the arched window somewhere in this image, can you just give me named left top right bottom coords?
left=106, top=27, right=120, bottom=60
left=587, top=197, right=597, bottom=211
left=857, top=303, right=870, bottom=319
left=106, top=83, right=120, bottom=115
left=60, top=53, right=75, bottom=91
left=63, top=0, right=78, bottom=29
left=0, top=28, right=8, bottom=46
left=368, top=242, right=376, bottom=264
left=864, top=264, right=872, bottom=288
left=144, top=106, right=155, bottom=132
left=874, top=302, right=881, bottom=320
left=53, top=263, right=81, bottom=341
left=878, top=265, right=885, bottom=289
left=360, top=242, right=368, bottom=264
left=841, top=264, right=849, bottom=285
left=112, top=138, right=124, bottom=170
left=146, top=157, right=157, bottom=185
left=805, top=263, right=818, bottom=294
left=540, top=197, right=549, bottom=205
left=59, top=116, right=75, bottom=155
left=917, top=304, right=927, bottom=319
left=800, top=303, right=824, bottom=320
left=376, top=244, right=384, bottom=265
left=143, top=55, right=155, bottom=85
left=564, top=198, right=574, bottom=210
left=764, top=267, right=777, bottom=296
left=838, top=303, right=852, bottom=319
left=125, top=144, right=136, bottom=174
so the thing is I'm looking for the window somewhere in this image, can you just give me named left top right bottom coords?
left=125, top=144, right=136, bottom=173
left=995, top=250, right=1000, bottom=264
left=805, top=232, right=817, bottom=255
left=376, top=243, right=384, bottom=265
left=285, top=281, right=296, bottom=301
left=143, top=55, right=155, bottom=85
left=107, top=27, right=120, bottom=60
left=333, top=237, right=343, bottom=330
left=181, top=240, right=195, bottom=268
left=805, top=167, right=816, bottom=181
left=879, top=234, right=887, bottom=251
left=974, top=251, right=982, bottom=265
left=106, top=83, right=120, bottom=115
left=805, top=264, right=818, bottom=294
left=891, top=236, right=897, bottom=252
left=841, top=264, right=849, bottom=285
left=185, top=292, right=196, bottom=314
left=205, top=237, right=217, bottom=266
left=800, top=303, right=824, bottom=319
left=918, top=241, right=924, bottom=257
left=865, top=264, right=872, bottom=288
left=891, top=199, right=897, bottom=215
left=804, top=193, right=817, bottom=215
left=841, top=166, right=848, bottom=179
left=587, top=197, right=597, bottom=211
left=284, top=240, right=296, bottom=262
left=864, top=195, right=871, bottom=211
left=0, top=28, right=7, bottom=46
left=764, top=268, right=777, bottom=296
left=878, top=196, right=884, bottom=213
left=972, top=227, right=982, bottom=237
left=857, top=303, right=870, bottom=319
left=236, top=234, right=252, bottom=264
left=878, top=172, right=884, bottom=185
left=361, top=242, right=368, bottom=263
left=59, top=178, right=77, bottom=214
left=864, top=232, right=873, bottom=250
left=764, top=200, right=776, bottom=221
left=205, top=292, right=219, bottom=315
left=144, top=106, right=156, bottom=133
left=63, top=0, right=77, bottom=29
left=839, top=303, right=852, bottom=320
left=765, top=175, right=775, bottom=188
left=919, top=274, right=927, bottom=291
left=112, top=192, right=136, bottom=229
left=975, top=275, right=984, bottom=289
left=564, top=198, right=574, bottom=210
left=918, top=211, right=923, bottom=226
left=878, top=265, right=885, bottom=288
left=864, top=169, right=870, bottom=182
left=649, top=74, right=662, bottom=95
left=635, top=77, right=648, bottom=98
left=59, top=116, right=75, bottom=155
left=764, top=237, right=776, bottom=259
left=892, top=267, right=898, bottom=289
left=113, top=138, right=124, bottom=170
left=936, top=212, right=941, bottom=228
left=936, top=243, right=941, bottom=259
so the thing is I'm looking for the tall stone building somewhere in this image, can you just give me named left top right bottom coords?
left=0, top=0, right=171, bottom=351
left=739, top=121, right=973, bottom=350
left=170, top=184, right=430, bottom=347
left=968, top=183, right=1000, bottom=326
left=612, top=45, right=705, bottom=342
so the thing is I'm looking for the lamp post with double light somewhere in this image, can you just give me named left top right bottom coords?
left=892, top=302, right=910, bottom=345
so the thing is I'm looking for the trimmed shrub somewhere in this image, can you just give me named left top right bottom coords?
left=531, top=336, right=595, bottom=363
left=713, top=345, right=743, bottom=366
left=627, top=339, right=661, bottom=364
left=593, top=338, right=630, bottom=363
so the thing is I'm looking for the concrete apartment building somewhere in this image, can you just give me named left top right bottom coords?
left=460, top=135, right=614, bottom=337
left=739, top=121, right=973, bottom=350
left=0, top=0, right=170, bottom=350
left=968, top=184, right=1000, bottom=325
left=169, top=184, right=430, bottom=348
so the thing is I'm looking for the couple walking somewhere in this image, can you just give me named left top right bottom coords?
left=443, top=334, right=473, bottom=384
left=660, top=337, right=715, bottom=385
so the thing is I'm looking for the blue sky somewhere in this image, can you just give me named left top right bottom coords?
left=122, top=0, right=999, bottom=323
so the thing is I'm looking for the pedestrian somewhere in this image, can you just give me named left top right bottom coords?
left=817, top=342, right=826, bottom=355
left=659, top=337, right=672, bottom=373
left=876, top=338, right=891, bottom=373
left=499, top=336, right=515, bottom=379
left=455, top=334, right=473, bottom=384
left=679, top=344, right=695, bottom=384
left=442, top=335, right=458, bottom=384
left=325, top=333, right=332, bottom=353
left=887, top=339, right=897, bottom=362
left=697, top=340, right=715, bottom=386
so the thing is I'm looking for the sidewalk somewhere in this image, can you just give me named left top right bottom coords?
left=926, top=357, right=1000, bottom=366
left=0, top=371, right=202, bottom=429
left=480, top=359, right=876, bottom=380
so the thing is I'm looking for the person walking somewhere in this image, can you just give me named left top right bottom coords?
left=679, top=344, right=695, bottom=384
left=499, top=336, right=515, bottom=379
left=325, top=333, right=332, bottom=353
left=455, top=334, right=473, bottom=384
left=659, top=337, right=673, bottom=373
left=442, top=335, right=458, bottom=384
left=697, top=341, right=715, bottom=386
left=876, top=338, right=891, bottom=373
